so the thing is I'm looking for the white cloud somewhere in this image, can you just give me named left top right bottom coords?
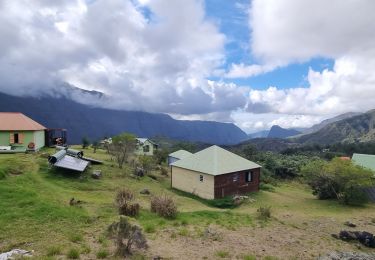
left=233, top=0, right=375, bottom=132
left=0, top=0, right=246, bottom=116
left=225, top=63, right=277, bottom=78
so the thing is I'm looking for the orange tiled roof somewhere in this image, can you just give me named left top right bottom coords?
left=0, top=112, right=46, bottom=131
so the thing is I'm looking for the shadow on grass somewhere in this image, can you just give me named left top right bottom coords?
left=170, top=188, right=238, bottom=209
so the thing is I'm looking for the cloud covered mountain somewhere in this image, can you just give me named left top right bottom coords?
left=0, top=92, right=248, bottom=145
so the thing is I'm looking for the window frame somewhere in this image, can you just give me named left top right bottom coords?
left=245, top=171, right=253, bottom=183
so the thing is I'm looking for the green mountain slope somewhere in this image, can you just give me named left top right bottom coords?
left=293, top=110, right=375, bottom=144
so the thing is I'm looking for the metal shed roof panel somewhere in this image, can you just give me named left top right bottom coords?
left=54, top=155, right=89, bottom=172
left=171, top=145, right=261, bottom=176
left=168, top=150, right=193, bottom=160
left=352, top=153, right=375, bottom=172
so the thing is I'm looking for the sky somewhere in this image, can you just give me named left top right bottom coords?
left=1, top=0, right=375, bottom=133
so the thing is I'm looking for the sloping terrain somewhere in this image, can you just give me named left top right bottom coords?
left=1, top=150, right=375, bottom=259
left=293, top=110, right=375, bottom=144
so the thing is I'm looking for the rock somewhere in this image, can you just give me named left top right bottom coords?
left=135, top=167, right=144, bottom=177
left=153, top=256, right=163, bottom=260
left=140, top=188, right=151, bottom=195
left=0, top=249, right=33, bottom=259
left=334, top=230, right=375, bottom=248
left=339, top=230, right=358, bottom=241
left=344, top=221, right=357, bottom=227
left=318, top=251, right=375, bottom=260
left=69, top=198, right=83, bottom=206
left=91, top=170, right=102, bottom=179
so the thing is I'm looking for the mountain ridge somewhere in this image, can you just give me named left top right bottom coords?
left=0, top=92, right=248, bottom=145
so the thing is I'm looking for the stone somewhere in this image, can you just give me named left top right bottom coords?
left=344, top=221, right=357, bottom=227
left=0, top=249, right=33, bottom=260
left=135, top=167, right=144, bottom=177
left=140, top=189, right=151, bottom=195
left=91, top=170, right=102, bottom=179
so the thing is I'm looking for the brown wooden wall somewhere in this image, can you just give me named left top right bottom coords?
left=214, top=168, right=260, bottom=199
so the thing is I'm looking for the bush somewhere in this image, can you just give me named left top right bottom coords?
left=257, top=206, right=271, bottom=220
left=67, top=248, right=80, bottom=259
left=302, top=158, right=374, bottom=205
left=150, top=195, right=177, bottom=219
left=259, top=183, right=275, bottom=192
left=108, top=216, right=148, bottom=256
left=341, top=185, right=369, bottom=206
left=160, top=167, right=169, bottom=176
left=115, top=189, right=140, bottom=217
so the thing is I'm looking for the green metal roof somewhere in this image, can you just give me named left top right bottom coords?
left=168, top=150, right=193, bottom=160
left=352, top=153, right=375, bottom=172
left=171, top=145, right=261, bottom=176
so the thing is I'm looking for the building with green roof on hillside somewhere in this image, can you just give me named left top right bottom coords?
left=170, top=145, right=261, bottom=199
left=352, top=153, right=375, bottom=173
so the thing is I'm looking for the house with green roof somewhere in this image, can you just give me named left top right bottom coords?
left=170, top=145, right=261, bottom=199
left=167, top=149, right=193, bottom=166
left=352, top=153, right=375, bottom=173
left=135, top=138, right=158, bottom=156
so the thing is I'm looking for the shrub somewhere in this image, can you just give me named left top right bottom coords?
left=160, top=167, right=169, bottom=176
left=302, top=158, right=374, bottom=205
left=67, top=248, right=80, bottom=259
left=108, top=216, right=148, bottom=256
left=96, top=249, right=109, bottom=259
left=115, top=189, right=140, bottom=217
left=341, top=185, right=369, bottom=205
left=243, top=255, right=256, bottom=260
left=150, top=195, right=177, bottom=219
left=257, top=206, right=271, bottom=220
left=260, top=183, right=275, bottom=192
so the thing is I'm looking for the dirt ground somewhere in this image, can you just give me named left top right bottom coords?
left=145, top=215, right=375, bottom=259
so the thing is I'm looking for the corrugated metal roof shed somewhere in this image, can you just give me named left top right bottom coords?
left=0, top=112, right=46, bottom=131
left=171, top=145, right=261, bottom=176
left=352, top=153, right=375, bottom=172
left=168, top=150, right=193, bottom=160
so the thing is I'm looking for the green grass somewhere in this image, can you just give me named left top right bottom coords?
left=243, top=255, right=257, bottom=260
left=96, top=248, right=109, bottom=259
left=215, top=250, right=230, bottom=258
left=67, top=248, right=80, bottom=259
left=46, top=246, right=62, bottom=256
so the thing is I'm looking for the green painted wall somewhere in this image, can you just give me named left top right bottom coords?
left=135, top=140, right=157, bottom=156
left=0, top=130, right=45, bottom=151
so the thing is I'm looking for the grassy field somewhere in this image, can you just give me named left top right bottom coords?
left=0, top=147, right=375, bottom=259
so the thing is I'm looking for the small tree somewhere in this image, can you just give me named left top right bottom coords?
left=92, top=140, right=99, bottom=153
left=302, top=158, right=374, bottom=205
left=110, top=133, right=137, bottom=169
left=108, top=216, right=147, bottom=256
left=82, top=137, right=90, bottom=149
left=138, top=155, right=155, bottom=174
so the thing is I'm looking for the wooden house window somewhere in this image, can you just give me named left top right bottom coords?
left=199, top=175, right=204, bottom=182
left=10, top=133, right=23, bottom=144
left=233, top=173, right=239, bottom=182
left=143, top=145, right=150, bottom=152
left=245, top=171, right=253, bottom=182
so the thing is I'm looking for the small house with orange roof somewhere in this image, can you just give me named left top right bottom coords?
left=0, top=112, right=46, bottom=152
